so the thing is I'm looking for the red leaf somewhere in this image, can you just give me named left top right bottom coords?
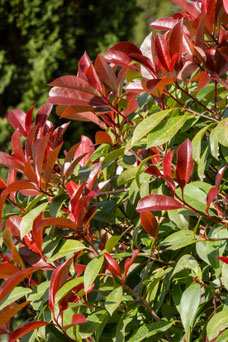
left=11, top=129, right=25, bottom=164
left=9, top=321, right=49, bottom=342
left=163, top=151, right=174, bottom=177
left=123, top=250, right=139, bottom=284
left=107, top=42, right=142, bottom=56
left=224, top=0, right=228, bottom=14
left=86, top=162, right=102, bottom=192
left=169, top=20, right=184, bottom=64
left=95, top=131, right=112, bottom=145
left=0, top=262, right=20, bottom=278
left=145, top=165, right=162, bottom=178
left=137, top=194, right=182, bottom=212
left=155, top=33, right=171, bottom=71
left=95, top=54, right=118, bottom=92
left=104, top=253, right=121, bottom=277
left=63, top=313, right=87, bottom=330
left=0, top=301, right=29, bottom=328
left=49, top=257, right=73, bottom=313
left=0, top=268, right=36, bottom=303
left=140, top=211, right=159, bottom=238
left=48, top=75, right=100, bottom=96
left=104, top=49, right=133, bottom=67
left=151, top=17, right=190, bottom=35
left=8, top=110, right=27, bottom=136
left=78, top=51, right=102, bottom=92
left=0, top=152, right=23, bottom=172
left=217, top=256, right=228, bottom=264
left=43, top=143, right=63, bottom=186
left=123, top=98, right=138, bottom=117
left=35, top=102, right=53, bottom=126
left=215, top=165, right=226, bottom=189
left=0, top=178, right=6, bottom=190
left=197, top=71, right=211, bottom=90
left=176, top=139, right=194, bottom=190
left=169, top=0, right=199, bottom=19
left=74, top=136, right=94, bottom=167
left=206, top=186, right=218, bottom=214
left=25, top=106, right=34, bottom=134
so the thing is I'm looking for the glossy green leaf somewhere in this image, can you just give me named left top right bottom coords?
left=192, top=124, right=212, bottom=162
left=197, top=146, right=209, bottom=180
left=173, top=254, right=201, bottom=278
left=84, top=255, right=104, bottom=293
left=160, top=230, right=199, bottom=250
left=102, top=147, right=125, bottom=169
left=20, top=202, right=48, bottom=239
left=105, top=286, right=123, bottom=316
left=214, top=329, right=228, bottom=342
left=105, top=236, right=121, bottom=252
left=207, top=310, right=228, bottom=340
left=209, top=127, right=219, bottom=160
left=47, top=239, right=85, bottom=262
left=131, top=109, right=172, bottom=147
left=49, top=193, right=67, bottom=217
left=0, top=286, right=32, bottom=311
left=55, top=277, right=83, bottom=303
left=116, top=307, right=138, bottom=342
left=129, top=321, right=174, bottom=342
left=216, top=118, right=228, bottom=147
left=168, top=209, right=189, bottom=229
left=147, top=115, right=186, bottom=148
left=117, top=166, right=140, bottom=186
left=79, top=310, right=108, bottom=339
left=180, top=283, right=201, bottom=334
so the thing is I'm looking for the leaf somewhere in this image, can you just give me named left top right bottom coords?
left=95, top=131, right=112, bottom=145
left=140, top=211, right=159, bottom=238
left=55, top=277, right=83, bottom=304
left=209, top=127, right=219, bottom=160
left=48, top=240, right=85, bottom=262
left=19, top=202, right=48, bottom=239
left=95, top=54, right=118, bottom=92
left=0, top=152, right=23, bottom=172
left=215, top=165, right=226, bottom=189
left=43, top=143, right=63, bottom=186
left=155, top=33, right=171, bottom=71
left=0, top=286, right=32, bottom=311
left=180, top=283, right=201, bottom=333
left=0, top=301, right=29, bottom=328
left=0, top=262, right=20, bottom=279
left=163, top=150, right=174, bottom=177
left=74, top=135, right=94, bottom=167
left=105, top=286, right=123, bottom=315
left=104, top=252, right=122, bottom=277
left=9, top=321, right=49, bottom=342
left=216, top=118, right=228, bottom=147
left=169, top=0, right=199, bottom=18
left=79, top=310, right=108, bottom=339
left=197, top=145, right=209, bottom=181
left=147, top=115, right=186, bottom=148
left=192, top=124, right=212, bottom=162
left=105, top=236, right=121, bottom=253
left=130, top=109, right=172, bottom=148
left=136, top=194, right=182, bottom=212
left=3, top=228, right=25, bottom=268
left=129, top=321, right=174, bottom=342
left=160, top=230, right=199, bottom=250
left=207, top=310, right=228, bottom=340
left=173, top=254, right=200, bottom=278
left=84, top=255, right=104, bottom=293
left=206, top=186, right=218, bottom=214
left=117, top=166, right=140, bottom=186
left=49, top=257, right=73, bottom=312
left=0, top=268, right=36, bottom=303
left=64, top=313, right=87, bottom=330
left=176, top=139, right=194, bottom=190
left=8, top=109, right=26, bottom=136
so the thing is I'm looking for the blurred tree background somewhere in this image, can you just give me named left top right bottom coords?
left=0, top=0, right=176, bottom=157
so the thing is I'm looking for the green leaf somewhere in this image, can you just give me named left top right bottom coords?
left=160, top=230, right=199, bottom=250
left=116, top=307, right=138, bottom=342
left=27, top=281, right=50, bottom=303
left=207, top=310, right=228, bottom=340
left=197, top=146, right=209, bottom=180
left=47, top=240, right=85, bottom=262
left=173, top=254, right=201, bottom=278
left=117, top=166, right=140, bottom=186
left=49, top=193, right=67, bottom=217
left=147, top=115, right=186, bottom=148
left=192, top=124, right=212, bottom=162
left=102, top=147, right=125, bottom=169
left=216, top=118, right=228, bottom=147
left=209, top=127, right=219, bottom=160
left=168, top=209, right=189, bottom=229
left=84, top=255, right=104, bottom=293
left=222, top=263, right=228, bottom=291
left=55, top=277, right=83, bottom=304
left=20, top=202, right=48, bottom=239
left=180, top=283, right=201, bottom=335
left=105, top=286, right=123, bottom=315
left=0, top=286, right=32, bottom=310
left=105, top=236, right=121, bottom=252
left=131, top=109, right=172, bottom=147
left=129, top=321, right=174, bottom=342
left=79, top=310, right=108, bottom=339
left=214, top=329, right=228, bottom=342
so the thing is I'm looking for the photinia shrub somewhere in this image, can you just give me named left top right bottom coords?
left=0, top=0, right=228, bottom=341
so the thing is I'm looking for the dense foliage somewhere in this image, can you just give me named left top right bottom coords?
left=0, top=0, right=228, bottom=341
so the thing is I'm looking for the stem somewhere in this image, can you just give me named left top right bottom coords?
left=102, top=97, right=135, bottom=126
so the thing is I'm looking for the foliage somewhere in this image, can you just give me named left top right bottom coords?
left=0, top=0, right=228, bottom=341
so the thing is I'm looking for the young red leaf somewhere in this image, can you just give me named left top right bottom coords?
left=197, top=71, right=210, bottom=91
left=169, top=0, right=199, bottom=19
left=136, top=194, right=182, bottom=212
left=0, top=301, right=29, bottom=328
left=163, top=150, right=174, bottom=177
left=176, top=139, right=194, bottom=190
left=123, top=249, right=139, bottom=284
left=104, top=252, right=121, bottom=277
left=215, top=165, right=227, bottom=189
left=95, top=131, right=112, bottom=145
left=206, top=186, right=218, bottom=214
left=9, top=321, right=49, bottom=342
left=43, top=143, right=63, bottom=187
left=86, top=162, right=102, bottom=192
left=63, top=313, right=87, bottom=330
left=169, top=20, right=184, bottom=64
left=74, top=135, right=94, bottom=167
left=34, top=133, right=50, bottom=181
left=0, top=268, right=36, bottom=303
left=95, top=54, right=118, bottom=92
left=217, top=256, right=228, bottom=264
left=35, top=102, right=53, bottom=126
left=140, top=211, right=159, bottom=238
left=11, top=129, right=25, bottom=163
left=8, top=110, right=27, bottom=136
left=25, top=106, right=34, bottom=134
left=155, top=33, right=171, bottom=71
left=0, top=262, right=20, bottom=278
left=0, top=152, right=23, bottom=172
left=49, top=257, right=73, bottom=313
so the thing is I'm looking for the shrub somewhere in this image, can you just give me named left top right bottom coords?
left=0, top=0, right=228, bottom=341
